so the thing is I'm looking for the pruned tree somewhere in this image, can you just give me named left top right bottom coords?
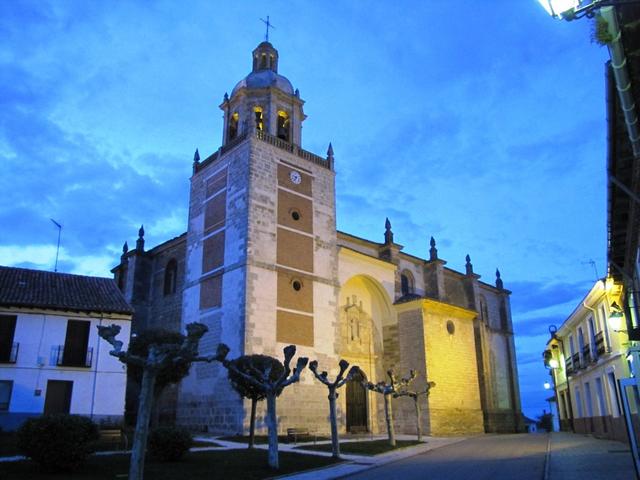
left=394, top=371, right=435, bottom=442
left=127, top=329, right=192, bottom=426
left=227, top=355, right=284, bottom=449
left=308, top=359, right=360, bottom=458
left=364, top=369, right=414, bottom=447
left=98, top=322, right=208, bottom=480
left=214, top=344, right=308, bottom=469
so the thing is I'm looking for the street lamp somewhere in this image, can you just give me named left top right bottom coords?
left=538, top=0, right=640, bottom=20
left=608, top=301, right=625, bottom=332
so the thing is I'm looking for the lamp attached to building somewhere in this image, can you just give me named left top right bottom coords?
left=538, top=0, right=640, bottom=21
left=608, top=301, right=626, bottom=332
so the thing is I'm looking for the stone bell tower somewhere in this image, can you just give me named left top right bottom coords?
left=177, top=41, right=340, bottom=433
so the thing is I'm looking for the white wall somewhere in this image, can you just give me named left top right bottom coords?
left=0, top=308, right=130, bottom=428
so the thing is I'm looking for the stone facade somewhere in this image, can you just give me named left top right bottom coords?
left=112, top=41, right=523, bottom=435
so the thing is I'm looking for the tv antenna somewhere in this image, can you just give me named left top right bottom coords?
left=581, top=259, right=599, bottom=281
left=50, top=219, right=62, bottom=272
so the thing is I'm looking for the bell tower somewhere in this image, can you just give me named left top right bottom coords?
left=178, top=41, right=339, bottom=432
left=220, top=42, right=306, bottom=146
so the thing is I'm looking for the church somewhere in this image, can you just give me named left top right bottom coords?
left=112, top=41, right=523, bottom=436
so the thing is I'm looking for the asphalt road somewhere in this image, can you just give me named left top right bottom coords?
left=343, top=434, right=548, bottom=480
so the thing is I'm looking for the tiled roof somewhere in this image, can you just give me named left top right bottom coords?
left=0, top=266, right=132, bottom=315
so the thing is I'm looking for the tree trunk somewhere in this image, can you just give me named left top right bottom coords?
left=383, top=393, right=396, bottom=447
left=266, top=393, right=279, bottom=469
left=249, top=397, right=257, bottom=449
left=129, top=368, right=157, bottom=480
left=328, top=388, right=340, bottom=458
left=414, top=396, right=422, bottom=442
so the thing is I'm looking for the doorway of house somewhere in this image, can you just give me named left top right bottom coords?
left=346, top=370, right=368, bottom=432
left=44, top=380, right=73, bottom=414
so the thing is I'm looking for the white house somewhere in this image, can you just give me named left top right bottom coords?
left=0, top=266, right=132, bottom=430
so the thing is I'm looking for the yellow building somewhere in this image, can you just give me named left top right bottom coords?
left=545, top=278, right=630, bottom=441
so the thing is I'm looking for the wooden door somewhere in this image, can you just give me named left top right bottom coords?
left=44, top=380, right=73, bottom=414
left=346, top=371, right=368, bottom=432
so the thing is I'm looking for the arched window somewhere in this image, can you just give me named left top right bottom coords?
left=277, top=110, right=290, bottom=142
left=254, top=106, right=264, bottom=131
left=164, top=259, right=178, bottom=296
left=260, top=53, right=267, bottom=69
left=228, top=112, right=238, bottom=141
left=400, top=270, right=414, bottom=296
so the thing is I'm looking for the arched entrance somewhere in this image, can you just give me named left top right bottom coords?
left=346, top=369, right=368, bottom=432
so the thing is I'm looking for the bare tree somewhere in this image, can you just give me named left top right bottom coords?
left=308, top=359, right=360, bottom=458
left=98, top=322, right=208, bottom=480
left=364, top=369, right=415, bottom=447
left=226, top=355, right=284, bottom=448
left=393, top=371, right=434, bottom=441
left=214, top=344, right=308, bottom=469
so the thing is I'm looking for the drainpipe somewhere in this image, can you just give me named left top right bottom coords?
left=601, top=6, right=640, bottom=159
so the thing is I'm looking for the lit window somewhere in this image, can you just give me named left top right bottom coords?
left=254, top=107, right=264, bottom=131
left=277, top=111, right=290, bottom=142
left=228, top=112, right=239, bottom=141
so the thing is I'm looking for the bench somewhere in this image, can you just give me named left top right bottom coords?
left=286, top=427, right=317, bottom=444
left=99, top=429, right=128, bottom=451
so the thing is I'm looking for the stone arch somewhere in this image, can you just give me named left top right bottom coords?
left=339, top=274, right=395, bottom=434
left=339, top=274, right=395, bottom=357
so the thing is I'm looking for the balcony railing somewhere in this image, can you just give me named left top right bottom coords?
left=595, top=331, right=610, bottom=356
left=582, top=344, right=593, bottom=365
left=572, top=352, right=582, bottom=370
left=565, top=357, right=574, bottom=375
left=0, top=342, right=19, bottom=363
left=55, top=345, right=93, bottom=368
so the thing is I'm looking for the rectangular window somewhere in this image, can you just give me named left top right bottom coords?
left=0, top=380, right=13, bottom=411
left=61, top=320, right=91, bottom=367
left=0, top=315, right=17, bottom=363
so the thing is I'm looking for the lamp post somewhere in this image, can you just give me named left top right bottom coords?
left=538, top=0, right=640, bottom=20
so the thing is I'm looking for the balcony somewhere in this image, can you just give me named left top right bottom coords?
left=572, top=353, right=582, bottom=370
left=0, top=342, right=19, bottom=363
left=582, top=344, right=593, bottom=365
left=565, top=357, right=574, bottom=375
left=55, top=345, right=93, bottom=368
left=595, top=331, right=610, bottom=356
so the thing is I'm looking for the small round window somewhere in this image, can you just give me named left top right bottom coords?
left=446, top=320, right=455, bottom=335
left=291, top=210, right=301, bottom=221
left=292, top=279, right=302, bottom=291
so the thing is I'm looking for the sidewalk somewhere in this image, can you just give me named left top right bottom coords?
left=546, top=431, right=636, bottom=480
left=270, top=434, right=467, bottom=480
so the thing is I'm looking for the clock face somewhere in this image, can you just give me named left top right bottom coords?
left=289, top=170, right=302, bottom=185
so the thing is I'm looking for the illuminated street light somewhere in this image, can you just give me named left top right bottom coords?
left=538, top=0, right=640, bottom=21
left=608, top=301, right=625, bottom=332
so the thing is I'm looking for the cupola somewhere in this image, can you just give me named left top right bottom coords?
left=220, top=42, right=306, bottom=147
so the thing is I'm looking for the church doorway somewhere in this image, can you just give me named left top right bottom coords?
left=346, top=369, right=368, bottom=432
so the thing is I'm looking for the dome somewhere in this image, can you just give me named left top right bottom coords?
left=231, top=69, right=294, bottom=97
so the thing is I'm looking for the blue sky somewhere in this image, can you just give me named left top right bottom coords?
left=0, top=1, right=612, bottom=419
